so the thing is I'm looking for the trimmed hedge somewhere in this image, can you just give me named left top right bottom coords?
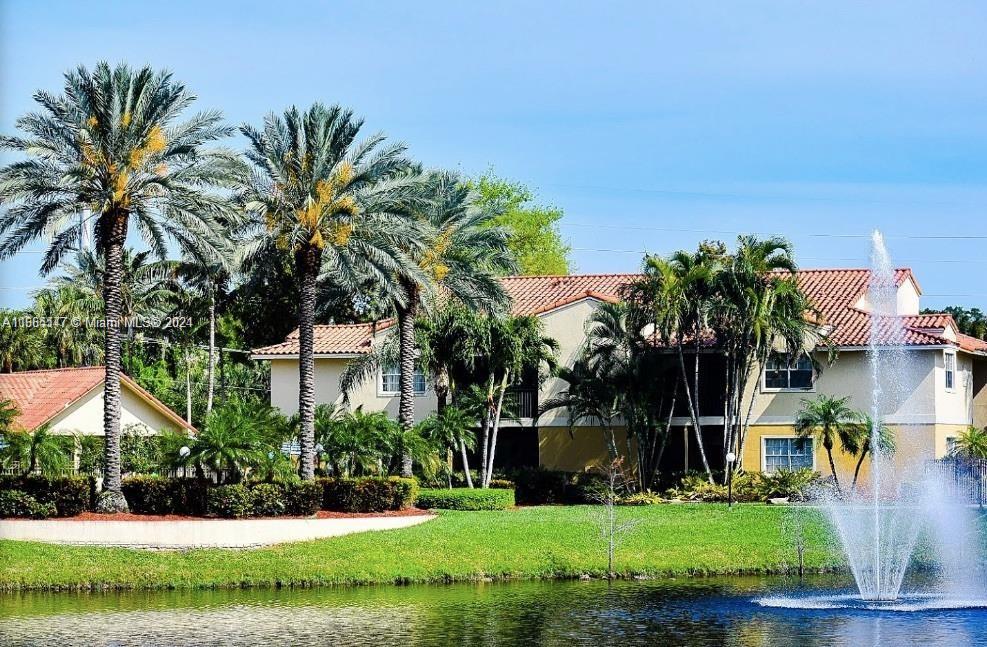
left=122, top=477, right=323, bottom=518
left=416, top=487, right=515, bottom=510
left=121, top=476, right=209, bottom=516
left=0, top=475, right=93, bottom=517
left=0, top=489, right=56, bottom=518
left=507, top=468, right=604, bottom=505
left=319, top=477, right=418, bottom=512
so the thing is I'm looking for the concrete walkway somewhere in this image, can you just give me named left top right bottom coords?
left=0, top=515, right=434, bottom=549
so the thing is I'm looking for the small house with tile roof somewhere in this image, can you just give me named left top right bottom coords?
left=252, top=270, right=987, bottom=480
left=0, top=367, right=193, bottom=437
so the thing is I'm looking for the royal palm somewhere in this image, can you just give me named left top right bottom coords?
left=0, top=63, right=239, bottom=510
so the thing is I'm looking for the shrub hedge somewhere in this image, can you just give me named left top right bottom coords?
left=121, top=476, right=209, bottom=515
left=506, top=468, right=605, bottom=505
left=0, top=489, right=56, bottom=518
left=0, top=475, right=93, bottom=517
left=319, top=477, right=418, bottom=512
left=207, top=484, right=252, bottom=518
left=416, top=487, right=515, bottom=510
left=664, top=469, right=822, bottom=503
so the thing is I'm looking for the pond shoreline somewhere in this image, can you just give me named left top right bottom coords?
left=0, top=505, right=856, bottom=592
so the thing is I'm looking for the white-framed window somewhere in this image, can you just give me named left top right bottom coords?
left=763, top=352, right=814, bottom=391
left=945, top=351, right=957, bottom=392
left=281, top=438, right=300, bottom=456
left=763, top=437, right=814, bottom=473
left=380, top=364, right=427, bottom=395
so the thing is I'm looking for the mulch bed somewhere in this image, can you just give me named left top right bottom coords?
left=49, top=509, right=430, bottom=522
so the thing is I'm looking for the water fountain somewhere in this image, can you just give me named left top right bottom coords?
left=759, top=230, right=987, bottom=611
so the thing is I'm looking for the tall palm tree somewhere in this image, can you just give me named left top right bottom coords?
left=625, top=250, right=717, bottom=481
left=0, top=63, right=239, bottom=511
left=794, top=395, right=862, bottom=494
left=238, top=103, right=427, bottom=480
left=392, top=170, right=514, bottom=475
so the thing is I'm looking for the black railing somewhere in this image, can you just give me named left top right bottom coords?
left=925, top=458, right=987, bottom=505
left=503, top=387, right=537, bottom=420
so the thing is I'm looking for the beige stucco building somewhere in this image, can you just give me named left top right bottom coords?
left=0, top=366, right=193, bottom=437
left=253, top=270, right=987, bottom=480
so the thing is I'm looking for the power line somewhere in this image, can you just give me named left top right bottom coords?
left=561, top=221, right=987, bottom=240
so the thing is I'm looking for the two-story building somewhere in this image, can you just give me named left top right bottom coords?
left=252, top=269, right=987, bottom=482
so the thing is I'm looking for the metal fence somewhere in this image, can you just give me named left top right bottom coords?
left=925, top=458, right=987, bottom=505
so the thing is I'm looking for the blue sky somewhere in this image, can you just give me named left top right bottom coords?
left=2, top=1, right=987, bottom=309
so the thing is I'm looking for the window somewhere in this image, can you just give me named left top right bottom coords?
left=380, top=364, right=427, bottom=395
left=945, top=352, right=956, bottom=391
left=763, top=352, right=813, bottom=390
left=764, top=437, right=814, bottom=473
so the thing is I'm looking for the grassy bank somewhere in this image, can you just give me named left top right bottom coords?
left=0, top=505, right=844, bottom=591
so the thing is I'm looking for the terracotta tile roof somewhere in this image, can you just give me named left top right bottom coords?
left=251, top=269, right=987, bottom=357
left=499, top=274, right=637, bottom=315
left=956, top=333, right=987, bottom=353
left=0, top=367, right=193, bottom=432
left=253, top=321, right=395, bottom=357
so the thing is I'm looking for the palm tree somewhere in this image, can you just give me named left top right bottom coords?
left=852, top=414, right=896, bottom=490
left=189, top=399, right=284, bottom=483
left=0, top=63, right=240, bottom=511
left=539, top=360, right=623, bottom=461
left=0, top=425, right=72, bottom=475
left=478, top=315, right=558, bottom=487
left=628, top=250, right=719, bottom=481
left=416, top=406, right=478, bottom=487
left=391, top=170, right=514, bottom=476
left=238, top=103, right=426, bottom=480
left=952, top=426, right=987, bottom=460
left=0, top=309, right=46, bottom=372
left=794, top=395, right=862, bottom=493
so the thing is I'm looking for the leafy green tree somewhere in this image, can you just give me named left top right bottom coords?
left=238, top=103, right=425, bottom=481
left=923, top=306, right=987, bottom=340
left=794, top=395, right=862, bottom=493
left=316, top=406, right=397, bottom=477
left=470, top=172, right=571, bottom=275
left=0, top=398, right=20, bottom=434
left=0, top=63, right=240, bottom=511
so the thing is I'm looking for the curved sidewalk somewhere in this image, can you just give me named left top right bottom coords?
left=0, top=515, right=434, bottom=549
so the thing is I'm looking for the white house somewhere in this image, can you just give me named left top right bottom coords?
left=0, top=366, right=193, bottom=436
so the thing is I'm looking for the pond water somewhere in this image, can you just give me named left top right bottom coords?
left=2, top=575, right=986, bottom=646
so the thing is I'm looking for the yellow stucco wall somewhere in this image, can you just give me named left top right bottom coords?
left=742, top=423, right=964, bottom=486
left=538, top=426, right=635, bottom=472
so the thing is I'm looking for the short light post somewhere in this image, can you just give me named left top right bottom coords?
left=179, top=446, right=190, bottom=479
left=726, top=452, right=736, bottom=509
left=314, top=443, right=324, bottom=474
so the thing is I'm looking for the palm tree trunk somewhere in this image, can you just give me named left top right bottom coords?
left=434, top=367, right=450, bottom=415
left=206, top=290, right=216, bottom=414
left=676, top=342, right=712, bottom=481
left=397, top=292, right=419, bottom=478
left=478, top=372, right=494, bottom=485
left=460, top=439, right=474, bottom=488
left=185, top=355, right=192, bottom=422
left=296, top=246, right=320, bottom=481
left=852, top=449, right=868, bottom=490
left=484, top=371, right=510, bottom=487
left=96, top=213, right=129, bottom=513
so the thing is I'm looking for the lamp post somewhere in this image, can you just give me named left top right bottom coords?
left=726, top=452, right=736, bottom=508
left=179, top=446, right=190, bottom=478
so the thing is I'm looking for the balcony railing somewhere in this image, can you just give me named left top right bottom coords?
left=502, top=386, right=537, bottom=420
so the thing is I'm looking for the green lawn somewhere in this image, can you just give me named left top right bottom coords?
left=0, top=505, right=845, bottom=591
